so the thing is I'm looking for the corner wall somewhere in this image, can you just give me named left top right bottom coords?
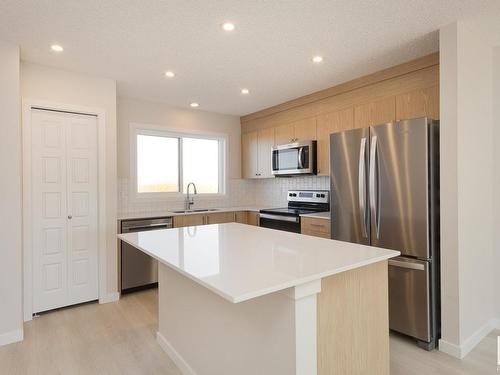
left=494, top=47, right=500, bottom=322
left=439, top=12, right=500, bottom=358
left=0, top=42, right=23, bottom=345
left=21, top=62, right=119, bottom=297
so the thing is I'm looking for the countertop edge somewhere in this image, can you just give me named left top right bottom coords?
left=300, top=212, right=331, bottom=220
left=118, top=230, right=399, bottom=304
left=117, top=206, right=267, bottom=221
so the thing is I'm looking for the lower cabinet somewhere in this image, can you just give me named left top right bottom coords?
left=206, top=212, right=236, bottom=224
left=301, top=217, right=331, bottom=239
left=173, top=214, right=205, bottom=228
left=173, top=211, right=259, bottom=228
left=235, top=211, right=248, bottom=224
left=247, top=211, right=260, bottom=226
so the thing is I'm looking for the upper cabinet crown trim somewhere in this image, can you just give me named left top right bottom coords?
left=240, top=52, right=439, bottom=123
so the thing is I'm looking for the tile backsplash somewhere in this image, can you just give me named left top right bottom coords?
left=117, top=178, right=256, bottom=218
left=117, top=176, right=330, bottom=217
left=254, top=176, right=330, bottom=207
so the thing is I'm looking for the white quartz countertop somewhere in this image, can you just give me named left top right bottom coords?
left=118, top=223, right=399, bottom=303
left=300, top=211, right=331, bottom=220
left=118, top=206, right=265, bottom=221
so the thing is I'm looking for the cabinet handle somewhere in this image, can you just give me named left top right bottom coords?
left=309, top=223, right=325, bottom=228
left=67, top=215, right=72, bottom=220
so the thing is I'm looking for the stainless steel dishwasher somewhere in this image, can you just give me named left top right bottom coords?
left=120, top=217, right=173, bottom=293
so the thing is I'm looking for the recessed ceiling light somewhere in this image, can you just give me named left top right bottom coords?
left=241, top=89, right=250, bottom=95
left=190, top=102, right=199, bottom=108
left=165, top=71, right=175, bottom=78
left=222, top=22, right=235, bottom=31
left=312, top=56, right=323, bottom=63
left=51, top=44, right=64, bottom=52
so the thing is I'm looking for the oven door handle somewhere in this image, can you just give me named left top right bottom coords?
left=259, top=213, right=299, bottom=223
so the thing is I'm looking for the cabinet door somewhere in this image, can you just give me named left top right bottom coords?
left=247, top=212, right=260, bottom=226
left=354, top=97, right=395, bottom=129
left=316, top=108, right=354, bottom=176
left=275, top=123, right=295, bottom=145
left=206, top=212, right=236, bottom=224
left=294, top=117, right=317, bottom=141
left=301, top=217, right=331, bottom=239
left=241, top=131, right=258, bottom=179
left=396, top=86, right=439, bottom=121
left=257, top=127, right=275, bottom=178
left=235, top=211, right=247, bottom=224
left=173, top=214, right=205, bottom=228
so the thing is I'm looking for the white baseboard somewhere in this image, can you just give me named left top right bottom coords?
left=0, top=328, right=23, bottom=347
left=99, top=291, right=120, bottom=304
left=438, top=338, right=462, bottom=358
left=156, top=331, right=197, bottom=375
left=439, top=318, right=498, bottom=359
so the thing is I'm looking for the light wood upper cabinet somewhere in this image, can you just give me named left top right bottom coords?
left=396, top=85, right=439, bottom=121
left=275, top=123, right=294, bottom=145
left=293, top=117, right=317, bottom=142
left=316, top=108, right=354, bottom=176
left=275, top=118, right=317, bottom=145
left=241, top=128, right=275, bottom=179
left=257, top=127, right=275, bottom=178
left=241, top=131, right=258, bottom=179
left=354, top=97, right=396, bottom=129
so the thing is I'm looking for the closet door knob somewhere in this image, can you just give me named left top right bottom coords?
left=68, top=215, right=73, bottom=219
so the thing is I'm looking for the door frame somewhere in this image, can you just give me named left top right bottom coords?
left=22, top=99, right=108, bottom=321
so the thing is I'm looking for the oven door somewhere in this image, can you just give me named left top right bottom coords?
left=259, top=213, right=300, bottom=233
left=272, top=141, right=316, bottom=176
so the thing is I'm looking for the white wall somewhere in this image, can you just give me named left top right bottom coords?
left=21, top=62, right=119, bottom=296
left=117, top=97, right=258, bottom=217
left=494, top=47, right=500, bottom=321
left=439, top=23, right=461, bottom=347
left=439, top=12, right=500, bottom=358
left=0, top=42, right=23, bottom=345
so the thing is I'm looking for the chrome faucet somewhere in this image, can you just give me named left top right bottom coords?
left=185, top=182, right=198, bottom=210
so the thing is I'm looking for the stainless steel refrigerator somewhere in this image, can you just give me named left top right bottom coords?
left=330, top=117, right=440, bottom=350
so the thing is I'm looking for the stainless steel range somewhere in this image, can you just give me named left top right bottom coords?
left=259, top=190, right=329, bottom=233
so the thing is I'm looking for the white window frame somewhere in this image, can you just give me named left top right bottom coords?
left=129, top=122, right=227, bottom=201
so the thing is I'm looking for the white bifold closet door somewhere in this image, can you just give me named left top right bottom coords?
left=31, top=109, right=99, bottom=313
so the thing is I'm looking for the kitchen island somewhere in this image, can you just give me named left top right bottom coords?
left=118, top=223, right=399, bottom=375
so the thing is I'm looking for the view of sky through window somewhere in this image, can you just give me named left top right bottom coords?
left=136, top=133, right=222, bottom=195
left=137, top=134, right=179, bottom=192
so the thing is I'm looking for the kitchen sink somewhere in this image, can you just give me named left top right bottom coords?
left=171, top=208, right=220, bottom=214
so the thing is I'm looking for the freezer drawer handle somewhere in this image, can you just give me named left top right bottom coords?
left=388, top=259, right=425, bottom=271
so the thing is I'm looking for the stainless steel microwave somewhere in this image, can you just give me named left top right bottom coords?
left=271, top=140, right=317, bottom=176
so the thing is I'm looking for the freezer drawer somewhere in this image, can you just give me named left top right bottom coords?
left=388, top=257, right=431, bottom=342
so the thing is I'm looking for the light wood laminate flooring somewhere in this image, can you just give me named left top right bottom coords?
left=0, top=288, right=497, bottom=374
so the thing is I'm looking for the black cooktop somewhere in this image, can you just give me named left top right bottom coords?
left=259, top=207, right=320, bottom=216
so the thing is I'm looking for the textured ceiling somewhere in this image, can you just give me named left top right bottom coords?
left=0, top=0, right=497, bottom=115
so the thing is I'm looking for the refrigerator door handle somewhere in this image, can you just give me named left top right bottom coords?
left=358, top=137, right=368, bottom=238
left=388, top=259, right=425, bottom=271
left=369, top=136, right=380, bottom=238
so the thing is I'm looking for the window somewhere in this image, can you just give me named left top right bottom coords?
left=132, top=125, right=226, bottom=197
